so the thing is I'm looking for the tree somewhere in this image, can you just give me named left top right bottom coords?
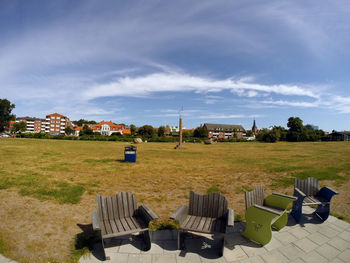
left=73, top=119, right=96, bottom=126
left=272, top=126, right=287, bottom=141
left=138, top=125, right=155, bottom=138
left=65, top=126, right=73, bottom=135
left=158, top=126, right=165, bottom=137
left=79, top=124, right=93, bottom=136
left=286, top=117, right=306, bottom=142
left=246, top=130, right=253, bottom=137
left=194, top=126, right=208, bottom=138
left=130, top=124, right=136, bottom=136
left=0, top=99, right=15, bottom=132
left=256, top=128, right=279, bottom=143
left=11, top=121, right=27, bottom=134
left=182, top=130, right=193, bottom=140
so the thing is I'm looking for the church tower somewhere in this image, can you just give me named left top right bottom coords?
left=252, top=119, right=258, bottom=136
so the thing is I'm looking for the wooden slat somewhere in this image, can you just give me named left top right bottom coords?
left=212, top=193, right=219, bottom=218
left=117, top=193, right=124, bottom=219
left=192, top=216, right=202, bottom=230
left=127, top=193, right=135, bottom=217
left=197, top=194, right=203, bottom=217
left=114, top=217, right=124, bottom=232
left=217, top=195, right=224, bottom=218
left=202, top=194, right=209, bottom=217
left=208, top=193, right=214, bottom=218
left=184, top=215, right=196, bottom=229
left=197, top=216, right=207, bottom=231
left=111, top=195, right=119, bottom=219
left=120, top=217, right=131, bottom=231
left=125, top=217, right=137, bottom=230
left=189, top=191, right=194, bottom=215
left=103, top=219, right=113, bottom=235
left=106, top=196, right=114, bottom=221
left=109, top=219, right=119, bottom=233
left=96, top=194, right=104, bottom=221
left=181, top=215, right=191, bottom=228
left=203, top=217, right=214, bottom=232
left=122, top=192, right=129, bottom=218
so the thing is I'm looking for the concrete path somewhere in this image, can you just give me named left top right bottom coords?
left=79, top=207, right=350, bottom=263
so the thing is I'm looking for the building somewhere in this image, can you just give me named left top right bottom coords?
left=329, top=131, right=350, bottom=141
left=15, top=117, right=46, bottom=133
left=203, top=123, right=246, bottom=139
left=45, top=113, right=72, bottom=135
left=252, top=120, right=258, bottom=136
left=92, top=121, right=131, bottom=136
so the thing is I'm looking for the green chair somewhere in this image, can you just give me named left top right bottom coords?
left=242, top=186, right=296, bottom=245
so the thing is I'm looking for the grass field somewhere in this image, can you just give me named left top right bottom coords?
left=0, top=138, right=349, bottom=262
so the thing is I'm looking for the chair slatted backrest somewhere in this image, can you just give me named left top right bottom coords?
left=97, top=192, right=138, bottom=221
left=295, top=177, right=319, bottom=196
left=188, top=191, right=228, bottom=219
left=245, top=186, right=264, bottom=210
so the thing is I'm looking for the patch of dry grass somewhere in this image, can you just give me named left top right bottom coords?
left=0, top=138, right=349, bottom=262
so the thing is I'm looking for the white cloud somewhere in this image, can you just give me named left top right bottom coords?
left=83, top=72, right=318, bottom=99
left=261, top=99, right=319, bottom=108
left=201, top=114, right=264, bottom=119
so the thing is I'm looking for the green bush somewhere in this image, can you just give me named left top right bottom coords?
left=206, top=185, right=221, bottom=194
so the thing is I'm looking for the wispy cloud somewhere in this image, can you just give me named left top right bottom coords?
left=201, top=114, right=264, bottom=119
left=83, top=72, right=318, bottom=99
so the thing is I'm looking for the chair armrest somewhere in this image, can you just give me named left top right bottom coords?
left=319, top=186, right=339, bottom=201
left=294, top=187, right=306, bottom=198
left=170, top=204, right=188, bottom=225
left=272, top=192, right=297, bottom=200
left=138, top=204, right=158, bottom=224
left=92, top=211, right=100, bottom=231
left=253, top=204, right=282, bottom=215
left=264, top=193, right=296, bottom=210
left=227, top=208, right=234, bottom=227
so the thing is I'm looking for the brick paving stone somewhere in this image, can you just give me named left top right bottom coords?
left=328, top=236, right=350, bottom=251
left=274, top=231, right=298, bottom=245
left=328, top=258, right=346, bottom=263
left=109, top=253, right=129, bottom=263
left=302, top=223, right=320, bottom=234
left=128, top=254, right=152, bottom=263
left=200, top=256, right=226, bottom=263
left=279, top=244, right=305, bottom=260
left=240, top=244, right=267, bottom=257
left=331, top=219, right=350, bottom=230
left=152, top=254, right=176, bottom=263
left=317, top=225, right=341, bottom=239
left=307, top=232, right=329, bottom=245
left=141, top=241, right=163, bottom=254
left=302, top=251, right=328, bottom=263
left=263, top=236, right=283, bottom=251
left=118, top=240, right=142, bottom=254
left=293, top=237, right=318, bottom=253
left=338, top=230, right=350, bottom=242
left=316, top=243, right=342, bottom=260
left=337, top=249, right=350, bottom=262
left=289, top=227, right=310, bottom=239
left=176, top=252, right=202, bottom=263
left=238, top=256, right=264, bottom=263
left=288, top=259, right=306, bottom=263
left=324, top=223, right=344, bottom=233
left=223, top=245, right=248, bottom=262
left=260, top=249, right=288, bottom=263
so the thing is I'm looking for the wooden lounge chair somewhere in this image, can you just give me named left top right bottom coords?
left=291, top=177, right=339, bottom=223
left=92, top=192, right=158, bottom=260
left=242, top=186, right=296, bottom=245
left=170, top=191, right=234, bottom=256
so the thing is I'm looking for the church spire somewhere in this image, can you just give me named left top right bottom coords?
left=252, top=119, right=258, bottom=136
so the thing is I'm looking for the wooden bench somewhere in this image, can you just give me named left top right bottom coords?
left=170, top=191, right=234, bottom=256
left=92, top=192, right=158, bottom=260
left=242, top=186, right=296, bottom=245
left=291, top=177, right=338, bottom=223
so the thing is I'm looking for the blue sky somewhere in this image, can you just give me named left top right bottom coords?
left=1, top=0, right=349, bottom=131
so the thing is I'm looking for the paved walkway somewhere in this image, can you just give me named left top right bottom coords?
left=79, top=207, right=350, bottom=263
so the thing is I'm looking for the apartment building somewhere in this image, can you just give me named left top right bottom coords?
left=15, top=117, right=45, bottom=133
left=45, top=113, right=72, bottom=135
left=204, top=123, right=246, bottom=139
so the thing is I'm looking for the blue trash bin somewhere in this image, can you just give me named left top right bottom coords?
left=124, top=145, right=137, bottom=162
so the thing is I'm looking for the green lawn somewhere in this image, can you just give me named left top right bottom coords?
left=0, top=138, right=349, bottom=262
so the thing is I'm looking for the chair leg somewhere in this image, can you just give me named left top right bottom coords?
left=291, top=200, right=303, bottom=223
left=177, top=230, right=185, bottom=250
left=219, top=236, right=225, bottom=257
left=101, top=238, right=110, bottom=261
left=314, top=203, right=330, bottom=221
left=272, top=211, right=288, bottom=231
left=141, top=230, right=151, bottom=251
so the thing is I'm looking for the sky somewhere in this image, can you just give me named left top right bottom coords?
left=0, top=0, right=350, bottom=132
